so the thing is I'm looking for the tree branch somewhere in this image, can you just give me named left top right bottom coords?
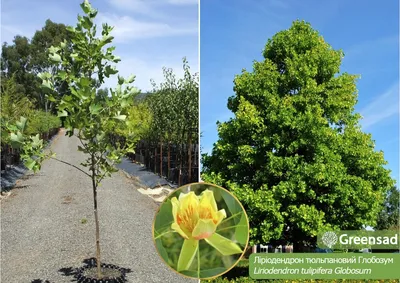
left=50, top=157, right=91, bottom=178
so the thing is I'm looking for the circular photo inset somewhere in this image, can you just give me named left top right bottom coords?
left=152, top=182, right=249, bottom=279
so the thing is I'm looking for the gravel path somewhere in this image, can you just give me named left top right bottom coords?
left=1, top=130, right=197, bottom=283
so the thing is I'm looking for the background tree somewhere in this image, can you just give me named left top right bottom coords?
left=1, top=19, right=71, bottom=112
left=201, top=20, right=395, bottom=250
left=375, top=186, right=399, bottom=230
left=1, top=36, right=37, bottom=101
left=30, top=19, right=72, bottom=112
left=146, top=59, right=199, bottom=182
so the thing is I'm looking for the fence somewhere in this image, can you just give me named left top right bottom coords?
left=1, top=128, right=59, bottom=171
left=128, top=139, right=199, bottom=186
left=252, top=244, right=294, bottom=253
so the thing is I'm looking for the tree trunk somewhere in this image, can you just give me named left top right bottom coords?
left=91, top=154, right=102, bottom=279
left=188, top=134, right=192, bottom=183
left=154, top=146, right=157, bottom=174
left=160, top=141, right=163, bottom=177
left=167, top=142, right=170, bottom=180
left=179, top=149, right=182, bottom=186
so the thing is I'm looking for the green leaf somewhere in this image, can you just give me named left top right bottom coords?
left=235, top=213, right=249, bottom=245
left=16, top=117, right=27, bottom=130
left=37, top=72, right=51, bottom=80
left=46, top=94, right=57, bottom=102
left=105, top=65, right=118, bottom=77
left=125, top=74, right=135, bottom=83
left=79, top=77, right=91, bottom=87
left=89, top=104, right=102, bottom=115
left=25, top=158, right=36, bottom=171
left=58, top=71, right=67, bottom=80
left=118, top=75, right=124, bottom=85
left=31, top=134, right=42, bottom=147
left=102, top=34, right=114, bottom=45
left=58, top=110, right=68, bottom=117
left=82, top=16, right=93, bottom=29
left=220, top=188, right=242, bottom=221
left=155, top=238, right=169, bottom=264
left=42, top=80, right=53, bottom=90
left=80, top=0, right=91, bottom=14
left=49, top=53, right=61, bottom=62
left=60, top=40, right=66, bottom=49
left=113, top=115, right=126, bottom=121
left=204, top=233, right=243, bottom=256
left=177, top=238, right=198, bottom=272
left=10, top=132, right=23, bottom=144
left=154, top=199, right=174, bottom=235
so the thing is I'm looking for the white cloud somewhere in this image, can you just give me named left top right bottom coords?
left=103, top=55, right=197, bottom=92
left=107, top=0, right=197, bottom=17
left=359, top=82, right=399, bottom=129
left=96, top=12, right=197, bottom=41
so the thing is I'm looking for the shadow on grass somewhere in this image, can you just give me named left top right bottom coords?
left=31, top=258, right=132, bottom=283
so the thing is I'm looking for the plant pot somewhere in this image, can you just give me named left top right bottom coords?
left=75, top=260, right=128, bottom=283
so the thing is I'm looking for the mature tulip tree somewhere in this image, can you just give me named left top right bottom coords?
left=201, top=20, right=395, bottom=250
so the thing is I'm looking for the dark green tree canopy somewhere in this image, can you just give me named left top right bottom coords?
left=202, top=20, right=395, bottom=248
left=1, top=19, right=71, bottom=110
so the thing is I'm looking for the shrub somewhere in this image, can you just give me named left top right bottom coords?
left=26, top=110, right=61, bottom=136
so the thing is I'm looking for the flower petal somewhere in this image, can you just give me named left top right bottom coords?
left=199, top=189, right=218, bottom=212
left=204, top=233, right=243, bottom=256
left=215, top=209, right=227, bottom=226
left=171, top=197, right=180, bottom=223
left=177, top=238, right=199, bottom=272
left=171, top=222, right=190, bottom=239
left=192, top=218, right=216, bottom=240
left=179, top=192, right=199, bottom=213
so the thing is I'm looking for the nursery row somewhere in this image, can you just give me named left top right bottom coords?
left=128, top=140, right=199, bottom=185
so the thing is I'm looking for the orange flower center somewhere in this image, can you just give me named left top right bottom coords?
left=199, top=207, right=217, bottom=224
left=177, top=204, right=197, bottom=232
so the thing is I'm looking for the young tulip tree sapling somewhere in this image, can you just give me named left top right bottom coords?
left=9, top=0, right=139, bottom=279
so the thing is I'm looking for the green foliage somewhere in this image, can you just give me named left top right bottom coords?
left=111, top=97, right=152, bottom=143
left=1, top=74, right=34, bottom=145
left=201, top=20, right=395, bottom=248
left=38, top=0, right=138, bottom=186
left=146, top=58, right=199, bottom=145
left=1, top=20, right=71, bottom=111
left=1, top=74, right=59, bottom=172
left=7, top=117, right=48, bottom=172
left=26, top=110, right=61, bottom=136
left=375, top=186, right=399, bottom=230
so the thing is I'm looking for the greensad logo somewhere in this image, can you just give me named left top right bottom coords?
left=321, top=231, right=338, bottom=248
left=317, top=230, right=399, bottom=249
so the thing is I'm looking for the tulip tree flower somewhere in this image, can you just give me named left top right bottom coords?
left=171, top=189, right=243, bottom=271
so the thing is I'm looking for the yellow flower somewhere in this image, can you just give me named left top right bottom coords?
left=171, top=189, right=226, bottom=240
left=170, top=189, right=243, bottom=272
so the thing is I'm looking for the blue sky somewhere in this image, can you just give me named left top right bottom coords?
left=200, top=0, right=399, bottom=184
left=1, top=0, right=198, bottom=91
